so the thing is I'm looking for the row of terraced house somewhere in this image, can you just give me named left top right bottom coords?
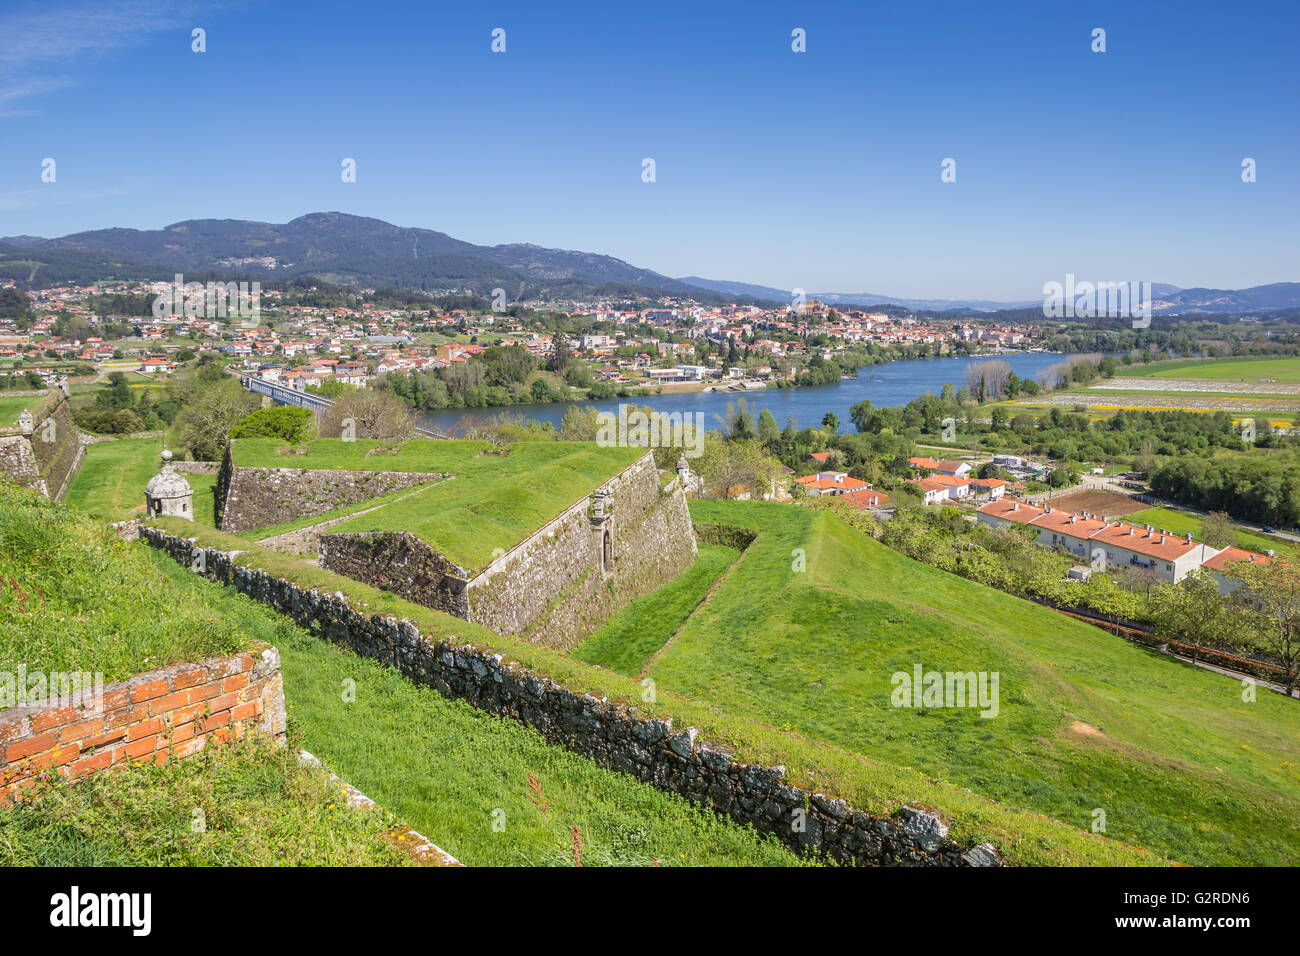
left=975, top=497, right=1272, bottom=590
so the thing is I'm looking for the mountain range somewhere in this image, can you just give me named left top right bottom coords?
left=3, top=212, right=1298, bottom=315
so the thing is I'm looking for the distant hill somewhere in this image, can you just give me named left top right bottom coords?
left=2, top=212, right=752, bottom=304
left=1151, top=282, right=1300, bottom=313
left=679, top=277, right=1205, bottom=313
left=4, top=214, right=1294, bottom=314
left=679, top=276, right=1043, bottom=311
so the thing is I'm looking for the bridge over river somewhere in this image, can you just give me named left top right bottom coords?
left=235, top=374, right=451, bottom=439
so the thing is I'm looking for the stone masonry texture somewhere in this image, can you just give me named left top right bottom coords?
left=319, top=452, right=699, bottom=650
left=214, top=446, right=447, bottom=533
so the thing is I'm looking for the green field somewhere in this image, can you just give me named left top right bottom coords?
left=276, top=622, right=808, bottom=866
left=574, top=544, right=740, bottom=675
left=1128, top=506, right=1298, bottom=562
left=612, top=500, right=1300, bottom=866
left=0, top=734, right=414, bottom=867
left=64, top=436, right=164, bottom=520
left=147, top=513, right=1160, bottom=866
left=0, top=392, right=47, bottom=430
left=1118, top=356, right=1300, bottom=383
left=230, top=436, right=496, bottom=472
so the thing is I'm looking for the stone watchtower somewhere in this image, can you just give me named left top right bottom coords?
left=589, top=488, right=614, bottom=574
left=145, top=450, right=194, bottom=520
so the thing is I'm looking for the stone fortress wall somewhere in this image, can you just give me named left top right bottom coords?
left=214, top=445, right=447, bottom=532
left=318, top=451, right=698, bottom=649
left=0, top=391, right=84, bottom=502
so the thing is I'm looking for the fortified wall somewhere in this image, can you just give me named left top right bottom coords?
left=318, top=452, right=698, bottom=649
left=141, top=527, right=1000, bottom=867
left=0, top=392, right=84, bottom=502
left=214, top=446, right=447, bottom=532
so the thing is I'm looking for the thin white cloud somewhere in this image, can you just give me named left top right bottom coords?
left=0, top=0, right=229, bottom=114
left=0, top=185, right=129, bottom=212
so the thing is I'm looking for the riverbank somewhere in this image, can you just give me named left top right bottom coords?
left=417, top=351, right=1073, bottom=434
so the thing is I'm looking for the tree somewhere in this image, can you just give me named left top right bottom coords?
left=173, top=377, right=259, bottom=461
left=694, top=439, right=782, bottom=500
left=756, top=408, right=780, bottom=445
left=1046, top=464, right=1076, bottom=489
left=964, top=359, right=1012, bottom=403
left=1134, top=439, right=1157, bottom=476
left=1149, top=571, right=1231, bottom=661
left=558, top=405, right=601, bottom=441
left=1112, top=564, right=1162, bottom=599
left=549, top=331, right=572, bottom=373
left=321, top=388, right=415, bottom=442
left=230, top=406, right=316, bottom=444
left=1200, top=511, right=1236, bottom=550
left=715, top=397, right=756, bottom=442
left=95, top=371, right=133, bottom=410
left=822, top=411, right=840, bottom=433
left=1227, top=560, right=1300, bottom=693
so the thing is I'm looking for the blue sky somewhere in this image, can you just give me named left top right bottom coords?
left=1, top=0, right=1297, bottom=299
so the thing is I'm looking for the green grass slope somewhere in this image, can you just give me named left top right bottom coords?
left=574, top=544, right=740, bottom=675
left=635, top=500, right=1300, bottom=866
left=146, top=514, right=1162, bottom=865
left=0, top=484, right=249, bottom=680
left=63, top=435, right=163, bottom=520
left=0, top=734, right=414, bottom=866
left=136, top=547, right=806, bottom=866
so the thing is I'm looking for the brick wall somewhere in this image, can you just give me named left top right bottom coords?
left=0, top=646, right=287, bottom=804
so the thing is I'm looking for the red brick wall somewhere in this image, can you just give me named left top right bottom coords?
left=0, top=645, right=286, bottom=804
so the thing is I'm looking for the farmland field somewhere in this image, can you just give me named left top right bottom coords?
left=1116, top=356, right=1300, bottom=383
left=1034, top=488, right=1146, bottom=518
left=1008, top=388, right=1297, bottom=419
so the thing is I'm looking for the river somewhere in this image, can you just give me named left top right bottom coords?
left=418, top=351, right=1074, bottom=435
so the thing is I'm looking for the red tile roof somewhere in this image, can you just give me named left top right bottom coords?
left=1087, top=522, right=1201, bottom=561
left=1202, top=546, right=1272, bottom=571
left=843, top=488, right=893, bottom=509
left=976, top=498, right=1045, bottom=524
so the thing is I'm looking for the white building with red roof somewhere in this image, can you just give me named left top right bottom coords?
left=976, top=500, right=1240, bottom=583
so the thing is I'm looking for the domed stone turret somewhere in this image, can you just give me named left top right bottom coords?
left=145, top=449, right=194, bottom=520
